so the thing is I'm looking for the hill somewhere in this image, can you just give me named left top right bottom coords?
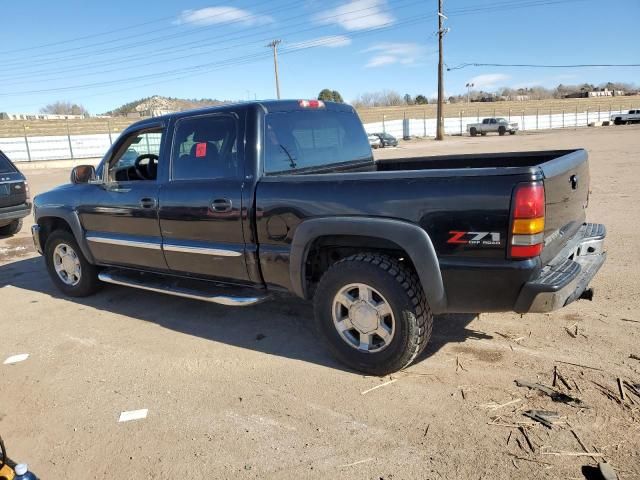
left=104, top=95, right=226, bottom=116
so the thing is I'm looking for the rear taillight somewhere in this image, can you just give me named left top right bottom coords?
left=298, top=99, right=325, bottom=108
left=510, top=183, right=545, bottom=258
left=24, top=180, right=30, bottom=200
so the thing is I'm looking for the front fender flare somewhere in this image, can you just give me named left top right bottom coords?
left=35, top=206, right=95, bottom=264
left=289, top=217, right=447, bottom=313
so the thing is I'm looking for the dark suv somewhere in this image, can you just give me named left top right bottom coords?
left=0, top=151, right=30, bottom=237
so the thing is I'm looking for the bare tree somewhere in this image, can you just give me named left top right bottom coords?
left=40, top=101, right=89, bottom=116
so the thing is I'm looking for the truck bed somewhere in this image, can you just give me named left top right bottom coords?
left=256, top=148, right=589, bottom=311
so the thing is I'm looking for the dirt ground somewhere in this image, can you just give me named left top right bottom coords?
left=1, top=126, right=639, bottom=479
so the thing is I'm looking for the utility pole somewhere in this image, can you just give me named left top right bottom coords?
left=435, top=0, right=445, bottom=140
left=267, top=40, right=282, bottom=99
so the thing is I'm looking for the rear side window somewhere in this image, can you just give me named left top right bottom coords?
left=171, top=115, right=238, bottom=180
left=264, top=110, right=372, bottom=174
left=0, top=152, right=16, bottom=174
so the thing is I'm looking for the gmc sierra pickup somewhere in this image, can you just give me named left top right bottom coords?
left=31, top=100, right=606, bottom=374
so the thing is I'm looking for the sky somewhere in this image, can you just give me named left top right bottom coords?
left=0, top=0, right=638, bottom=114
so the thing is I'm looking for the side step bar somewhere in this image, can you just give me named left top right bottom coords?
left=98, top=269, right=269, bottom=307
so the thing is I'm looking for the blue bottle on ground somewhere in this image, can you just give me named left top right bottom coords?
left=13, top=464, right=37, bottom=480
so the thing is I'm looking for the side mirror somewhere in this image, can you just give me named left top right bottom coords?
left=70, top=165, right=96, bottom=184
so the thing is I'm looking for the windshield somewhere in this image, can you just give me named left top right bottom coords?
left=0, top=151, right=17, bottom=174
left=264, top=110, right=373, bottom=174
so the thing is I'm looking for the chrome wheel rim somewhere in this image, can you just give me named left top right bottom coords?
left=332, top=283, right=395, bottom=353
left=53, top=243, right=81, bottom=286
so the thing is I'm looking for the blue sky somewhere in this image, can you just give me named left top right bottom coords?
left=0, top=0, right=638, bottom=113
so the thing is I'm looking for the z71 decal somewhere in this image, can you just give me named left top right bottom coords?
left=448, top=231, right=501, bottom=246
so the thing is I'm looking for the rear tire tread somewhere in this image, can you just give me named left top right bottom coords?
left=314, top=253, right=432, bottom=374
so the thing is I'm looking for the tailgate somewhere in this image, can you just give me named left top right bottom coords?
left=540, top=149, right=589, bottom=263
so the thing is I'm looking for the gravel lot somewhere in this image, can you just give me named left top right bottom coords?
left=1, top=126, right=639, bottom=479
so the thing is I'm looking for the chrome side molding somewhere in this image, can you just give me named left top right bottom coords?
left=162, top=244, right=242, bottom=257
left=87, top=235, right=161, bottom=250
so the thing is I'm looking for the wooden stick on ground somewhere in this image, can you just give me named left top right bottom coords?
left=617, top=378, right=626, bottom=401
left=554, top=360, right=603, bottom=371
left=570, top=429, right=599, bottom=463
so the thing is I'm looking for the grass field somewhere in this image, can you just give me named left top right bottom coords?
left=1, top=96, right=638, bottom=138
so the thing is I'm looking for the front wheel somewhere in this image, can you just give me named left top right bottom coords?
left=313, top=253, right=433, bottom=375
left=0, top=219, right=23, bottom=237
left=44, top=230, right=100, bottom=297
left=509, top=130, right=517, bottom=135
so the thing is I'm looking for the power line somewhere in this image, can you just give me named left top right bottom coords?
left=448, top=63, right=640, bottom=70
left=0, top=14, right=433, bottom=98
left=0, top=0, right=425, bottom=81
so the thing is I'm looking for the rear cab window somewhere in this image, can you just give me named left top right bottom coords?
left=264, top=110, right=372, bottom=174
left=0, top=152, right=17, bottom=174
left=171, top=114, right=238, bottom=180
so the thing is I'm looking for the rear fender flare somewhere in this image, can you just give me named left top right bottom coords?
left=289, top=217, right=446, bottom=313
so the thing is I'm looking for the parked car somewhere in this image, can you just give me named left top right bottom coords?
left=368, top=134, right=381, bottom=149
left=0, top=151, right=30, bottom=237
left=32, top=100, right=606, bottom=375
left=467, top=117, right=518, bottom=136
left=373, top=132, right=398, bottom=147
left=610, top=109, right=640, bottom=125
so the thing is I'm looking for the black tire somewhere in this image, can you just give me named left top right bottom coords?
left=509, top=130, right=516, bottom=135
left=480, top=132, right=487, bottom=136
left=469, top=127, right=477, bottom=137
left=614, top=117, right=622, bottom=125
left=0, top=218, right=22, bottom=237
left=313, top=253, right=433, bottom=375
left=44, top=229, right=100, bottom=297
left=498, top=126, right=506, bottom=136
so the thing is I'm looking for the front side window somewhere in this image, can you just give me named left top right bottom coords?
left=108, top=129, right=163, bottom=182
left=171, top=115, right=238, bottom=180
left=264, top=110, right=372, bottom=174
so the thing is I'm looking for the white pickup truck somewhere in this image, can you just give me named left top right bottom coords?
left=467, top=117, right=519, bottom=136
left=611, top=109, right=640, bottom=125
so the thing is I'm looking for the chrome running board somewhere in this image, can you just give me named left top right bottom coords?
left=98, top=269, right=269, bottom=307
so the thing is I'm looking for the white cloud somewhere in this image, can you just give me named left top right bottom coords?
left=176, top=7, right=273, bottom=26
left=314, top=0, right=394, bottom=31
left=289, top=35, right=352, bottom=50
left=467, top=73, right=511, bottom=90
left=364, top=42, right=424, bottom=68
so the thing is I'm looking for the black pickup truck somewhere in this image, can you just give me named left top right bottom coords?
left=31, top=100, right=606, bottom=374
left=0, top=151, right=30, bottom=237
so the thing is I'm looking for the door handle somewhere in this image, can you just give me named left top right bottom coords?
left=139, top=197, right=157, bottom=208
left=211, top=198, right=232, bottom=213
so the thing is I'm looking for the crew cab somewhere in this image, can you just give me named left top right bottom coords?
left=0, top=151, right=30, bottom=237
left=610, top=109, right=640, bottom=125
left=467, top=117, right=519, bottom=136
left=31, top=100, right=606, bottom=375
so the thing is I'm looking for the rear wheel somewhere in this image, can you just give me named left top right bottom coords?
left=498, top=126, right=506, bottom=136
left=614, top=117, right=622, bottom=125
left=313, top=253, right=433, bottom=375
left=44, top=230, right=100, bottom=297
left=469, top=127, right=477, bottom=137
left=0, top=219, right=23, bottom=237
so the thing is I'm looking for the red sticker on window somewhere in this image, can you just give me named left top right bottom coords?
left=195, top=142, right=207, bottom=158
